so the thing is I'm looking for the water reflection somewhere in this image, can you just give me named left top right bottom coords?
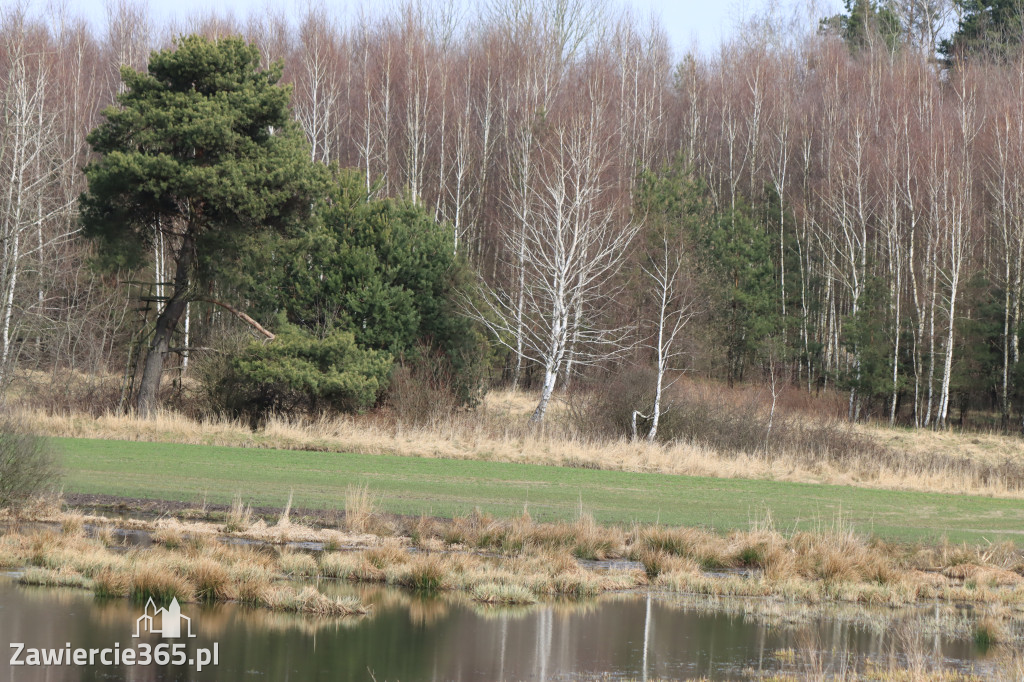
left=0, top=578, right=997, bottom=681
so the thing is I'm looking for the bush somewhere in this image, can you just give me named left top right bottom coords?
left=0, top=420, right=60, bottom=512
left=571, top=368, right=888, bottom=465
left=567, top=366, right=660, bottom=440
left=386, top=344, right=462, bottom=426
left=10, top=373, right=122, bottom=416
left=203, top=324, right=391, bottom=419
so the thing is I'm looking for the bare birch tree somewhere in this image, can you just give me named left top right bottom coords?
left=468, top=116, right=637, bottom=422
left=639, top=228, right=698, bottom=440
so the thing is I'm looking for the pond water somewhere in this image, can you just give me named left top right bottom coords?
left=0, top=577, right=998, bottom=681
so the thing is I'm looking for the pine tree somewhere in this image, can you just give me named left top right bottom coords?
left=80, top=35, right=322, bottom=415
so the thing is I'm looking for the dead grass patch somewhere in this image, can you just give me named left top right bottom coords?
left=15, top=386, right=1024, bottom=499
left=4, top=503, right=1023, bottom=614
left=19, top=567, right=91, bottom=589
left=278, top=550, right=318, bottom=577
left=264, top=586, right=367, bottom=616
left=186, top=557, right=235, bottom=602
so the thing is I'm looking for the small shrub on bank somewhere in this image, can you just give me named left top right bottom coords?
left=386, top=350, right=460, bottom=427
left=0, top=419, right=60, bottom=513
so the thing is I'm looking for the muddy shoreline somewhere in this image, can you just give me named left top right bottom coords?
left=62, top=492, right=425, bottom=529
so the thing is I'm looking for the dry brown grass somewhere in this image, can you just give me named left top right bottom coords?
left=186, top=557, right=236, bottom=601
left=152, top=526, right=184, bottom=548
left=15, top=386, right=1024, bottom=498
left=343, top=483, right=375, bottom=533
left=129, top=561, right=196, bottom=603
left=60, top=514, right=84, bottom=536
left=93, top=567, right=132, bottom=597
left=0, top=525, right=367, bottom=617
left=637, top=549, right=701, bottom=578
left=471, top=581, right=537, bottom=604
left=93, top=523, right=117, bottom=547
left=19, top=566, right=92, bottom=589
left=278, top=550, right=318, bottom=577
left=6, top=503, right=1024, bottom=614
left=224, top=493, right=252, bottom=533
left=264, top=585, right=367, bottom=616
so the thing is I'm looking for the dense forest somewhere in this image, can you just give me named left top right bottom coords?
left=4, top=0, right=1024, bottom=432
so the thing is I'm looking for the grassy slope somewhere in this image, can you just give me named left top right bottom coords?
left=57, top=437, right=1024, bottom=544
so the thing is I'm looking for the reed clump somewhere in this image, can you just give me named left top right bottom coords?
left=223, top=493, right=252, bottom=533
left=401, top=554, right=447, bottom=591
left=93, top=567, right=131, bottom=598
left=93, top=524, right=117, bottom=547
left=471, top=581, right=537, bottom=604
left=343, top=483, right=376, bottom=533
left=278, top=550, right=318, bottom=577
left=130, top=566, right=195, bottom=604
left=60, top=514, right=84, bottom=537
left=152, top=527, right=184, bottom=548
left=186, top=557, right=235, bottom=602
left=637, top=548, right=700, bottom=579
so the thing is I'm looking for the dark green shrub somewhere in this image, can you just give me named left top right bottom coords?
left=234, top=168, right=488, bottom=408
left=207, top=324, right=391, bottom=419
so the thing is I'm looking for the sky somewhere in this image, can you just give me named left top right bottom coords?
left=39, top=0, right=844, bottom=56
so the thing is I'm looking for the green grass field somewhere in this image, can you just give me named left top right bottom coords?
left=56, top=437, right=1024, bottom=544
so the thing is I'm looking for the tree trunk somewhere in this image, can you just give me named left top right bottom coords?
left=136, top=238, right=193, bottom=416
left=531, top=365, right=558, bottom=423
left=648, top=358, right=664, bottom=443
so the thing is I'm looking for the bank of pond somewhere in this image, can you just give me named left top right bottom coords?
left=0, top=513, right=1021, bottom=680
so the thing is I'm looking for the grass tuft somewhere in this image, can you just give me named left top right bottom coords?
left=186, top=557, right=235, bottom=602
left=401, top=555, right=446, bottom=592
left=260, top=585, right=368, bottom=616
left=343, top=483, right=375, bottom=533
left=19, top=567, right=92, bottom=589
left=129, top=563, right=195, bottom=604
left=472, top=582, right=537, bottom=604
left=973, top=617, right=1007, bottom=650
left=93, top=567, right=131, bottom=598
left=152, top=527, right=183, bottom=549
left=224, top=493, right=252, bottom=533
left=278, top=550, right=318, bottom=577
